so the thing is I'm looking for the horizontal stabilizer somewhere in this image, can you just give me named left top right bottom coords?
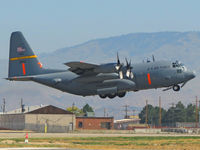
left=6, top=76, right=34, bottom=81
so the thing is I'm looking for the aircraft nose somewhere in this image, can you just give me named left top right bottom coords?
left=186, top=71, right=196, bottom=80
left=192, top=71, right=196, bottom=78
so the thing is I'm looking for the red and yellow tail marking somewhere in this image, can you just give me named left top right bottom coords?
left=147, top=73, right=151, bottom=85
left=22, top=63, right=26, bottom=75
left=10, top=55, right=37, bottom=61
left=38, top=62, right=43, bottom=68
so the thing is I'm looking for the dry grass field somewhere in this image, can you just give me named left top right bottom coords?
left=0, top=136, right=199, bottom=149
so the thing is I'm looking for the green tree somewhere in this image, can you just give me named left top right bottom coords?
left=186, top=104, right=196, bottom=122
left=139, top=104, right=155, bottom=125
left=162, top=101, right=186, bottom=126
left=139, top=104, right=166, bottom=126
left=162, top=106, right=174, bottom=126
left=152, top=106, right=166, bottom=126
left=139, top=101, right=196, bottom=127
left=66, top=106, right=83, bottom=116
left=174, top=101, right=186, bottom=122
left=82, top=104, right=94, bottom=113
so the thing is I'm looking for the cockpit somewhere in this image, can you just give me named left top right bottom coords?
left=172, top=60, right=187, bottom=73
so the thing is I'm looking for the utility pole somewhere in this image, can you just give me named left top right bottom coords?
left=72, top=102, right=75, bottom=112
left=145, top=100, right=148, bottom=125
left=21, top=98, right=24, bottom=113
left=71, top=102, right=75, bottom=131
left=21, top=98, right=26, bottom=113
left=199, top=100, right=200, bottom=128
left=21, top=98, right=23, bottom=108
left=122, top=105, right=130, bottom=119
left=195, top=96, right=198, bottom=128
left=2, top=98, right=5, bottom=114
left=159, top=96, right=162, bottom=127
left=169, top=102, right=175, bottom=127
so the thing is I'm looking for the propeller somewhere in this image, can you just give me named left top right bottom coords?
left=125, top=58, right=134, bottom=79
left=115, top=53, right=134, bottom=79
left=115, top=52, right=123, bottom=79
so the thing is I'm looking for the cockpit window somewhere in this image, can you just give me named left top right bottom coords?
left=173, top=60, right=187, bottom=72
left=177, top=69, right=182, bottom=73
left=172, top=60, right=185, bottom=68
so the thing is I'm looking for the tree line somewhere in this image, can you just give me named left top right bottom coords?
left=66, top=103, right=94, bottom=116
left=139, top=101, right=198, bottom=127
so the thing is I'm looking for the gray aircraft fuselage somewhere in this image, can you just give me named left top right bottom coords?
left=30, top=60, right=195, bottom=97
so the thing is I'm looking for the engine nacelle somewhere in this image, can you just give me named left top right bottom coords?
left=94, top=63, right=116, bottom=73
left=97, top=79, right=136, bottom=95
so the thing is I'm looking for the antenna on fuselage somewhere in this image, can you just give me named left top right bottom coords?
left=152, top=55, right=155, bottom=62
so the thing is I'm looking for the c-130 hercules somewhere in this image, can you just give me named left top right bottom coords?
left=6, top=32, right=196, bottom=99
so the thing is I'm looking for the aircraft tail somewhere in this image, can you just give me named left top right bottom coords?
left=8, top=31, right=44, bottom=78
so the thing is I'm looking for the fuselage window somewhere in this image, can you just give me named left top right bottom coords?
left=177, top=69, right=182, bottom=73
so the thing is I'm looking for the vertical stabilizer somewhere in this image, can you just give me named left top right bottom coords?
left=8, top=31, right=43, bottom=78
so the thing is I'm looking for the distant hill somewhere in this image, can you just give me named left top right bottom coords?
left=39, top=31, right=200, bottom=71
left=0, top=31, right=199, bottom=119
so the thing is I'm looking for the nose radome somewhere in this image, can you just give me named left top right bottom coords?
left=191, top=71, right=196, bottom=78
left=188, top=71, right=196, bottom=79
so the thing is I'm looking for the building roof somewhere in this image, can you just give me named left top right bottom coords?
left=114, top=118, right=140, bottom=123
left=27, top=105, right=73, bottom=114
left=76, top=116, right=113, bottom=119
left=2, top=105, right=47, bottom=114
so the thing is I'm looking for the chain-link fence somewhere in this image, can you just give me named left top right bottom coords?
left=25, top=123, right=71, bottom=133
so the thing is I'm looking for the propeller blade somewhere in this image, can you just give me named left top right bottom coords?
left=130, top=72, right=134, bottom=79
left=125, top=58, right=128, bottom=67
left=115, top=52, right=121, bottom=71
left=125, top=58, right=131, bottom=69
left=126, top=70, right=130, bottom=77
left=119, top=71, right=123, bottom=79
left=117, top=52, right=120, bottom=65
left=115, top=52, right=124, bottom=79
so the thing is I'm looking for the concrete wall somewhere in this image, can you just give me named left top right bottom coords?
left=176, top=122, right=197, bottom=128
left=0, top=114, right=76, bottom=132
left=0, top=114, right=25, bottom=130
left=25, top=114, right=76, bottom=132
left=134, top=128, right=162, bottom=133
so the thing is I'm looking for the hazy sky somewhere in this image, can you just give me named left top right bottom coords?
left=1, top=0, right=200, bottom=59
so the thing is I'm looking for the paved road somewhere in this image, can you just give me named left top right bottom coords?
left=0, top=132, right=199, bottom=138
left=0, top=148, right=78, bottom=150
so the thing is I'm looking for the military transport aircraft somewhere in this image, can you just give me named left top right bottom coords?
left=6, top=32, right=196, bottom=99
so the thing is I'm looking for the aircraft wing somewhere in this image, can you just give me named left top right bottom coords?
left=64, top=61, right=99, bottom=75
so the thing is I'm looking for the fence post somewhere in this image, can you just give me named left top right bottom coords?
left=45, top=123, right=47, bottom=133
